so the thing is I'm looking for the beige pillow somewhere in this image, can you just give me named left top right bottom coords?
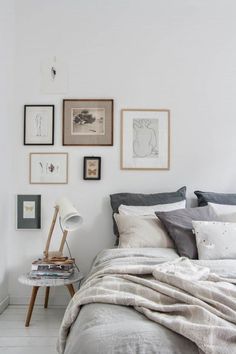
left=114, top=213, right=174, bottom=248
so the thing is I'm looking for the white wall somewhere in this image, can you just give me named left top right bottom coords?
left=0, top=0, right=15, bottom=311
left=7, top=0, right=236, bottom=305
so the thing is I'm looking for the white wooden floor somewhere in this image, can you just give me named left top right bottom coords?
left=0, top=305, right=66, bottom=354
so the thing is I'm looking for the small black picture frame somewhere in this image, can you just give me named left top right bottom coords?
left=83, top=156, right=101, bottom=180
left=24, top=105, right=54, bottom=145
left=16, top=195, right=41, bottom=229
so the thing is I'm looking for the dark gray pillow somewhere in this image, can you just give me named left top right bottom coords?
left=195, top=190, right=236, bottom=207
left=110, top=187, right=186, bottom=241
left=156, top=206, right=219, bottom=259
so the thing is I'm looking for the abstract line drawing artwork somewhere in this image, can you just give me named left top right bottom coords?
left=133, top=119, right=159, bottom=158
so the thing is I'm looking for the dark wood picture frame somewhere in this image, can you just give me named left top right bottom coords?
left=63, top=99, right=113, bottom=146
left=83, top=156, right=101, bottom=180
left=24, top=105, right=54, bottom=145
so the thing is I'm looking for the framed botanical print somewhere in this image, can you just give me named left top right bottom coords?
left=63, top=99, right=113, bottom=146
left=29, top=153, right=68, bottom=184
left=24, top=105, right=54, bottom=145
left=121, top=109, right=170, bottom=170
left=83, top=156, right=101, bottom=180
left=16, top=195, right=41, bottom=230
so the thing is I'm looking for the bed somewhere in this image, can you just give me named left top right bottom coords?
left=58, top=248, right=236, bottom=354
left=57, top=188, right=236, bottom=354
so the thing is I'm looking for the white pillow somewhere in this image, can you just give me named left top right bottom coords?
left=114, top=213, right=174, bottom=248
left=118, top=200, right=186, bottom=217
left=192, top=220, right=236, bottom=260
left=208, top=203, right=236, bottom=222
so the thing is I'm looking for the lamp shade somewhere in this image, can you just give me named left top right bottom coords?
left=56, top=197, right=83, bottom=231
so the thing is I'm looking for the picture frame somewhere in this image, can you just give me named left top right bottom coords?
left=29, top=153, right=68, bottom=184
left=63, top=99, right=113, bottom=146
left=121, top=109, right=170, bottom=170
left=24, top=105, right=54, bottom=145
left=83, top=156, right=101, bottom=180
left=16, top=195, right=41, bottom=230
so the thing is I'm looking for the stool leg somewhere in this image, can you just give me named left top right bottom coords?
left=44, top=287, right=50, bottom=308
left=66, top=284, right=75, bottom=298
left=25, top=286, right=39, bottom=327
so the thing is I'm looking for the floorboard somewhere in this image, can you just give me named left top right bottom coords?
left=0, top=305, right=65, bottom=354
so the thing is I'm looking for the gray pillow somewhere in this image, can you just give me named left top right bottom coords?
left=194, top=190, right=236, bottom=207
left=156, top=206, right=219, bottom=259
left=110, top=187, right=186, bottom=241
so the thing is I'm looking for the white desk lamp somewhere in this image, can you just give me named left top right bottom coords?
left=43, top=197, right=83, bottom=261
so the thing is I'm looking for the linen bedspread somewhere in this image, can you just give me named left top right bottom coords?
left=57, top=248, right=236, bottom=354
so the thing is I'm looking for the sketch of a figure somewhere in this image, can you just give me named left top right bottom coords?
left=34, top=113, right=48, bottom=137
left=133, top=119, right=159, bottom=158
left=35, top=114, right=43, bottom=136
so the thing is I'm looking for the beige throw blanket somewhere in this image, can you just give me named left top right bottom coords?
left=57, top=257, right=236, bottom=354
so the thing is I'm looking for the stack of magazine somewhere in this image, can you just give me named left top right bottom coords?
left=30, top=258, right=75, bottom=279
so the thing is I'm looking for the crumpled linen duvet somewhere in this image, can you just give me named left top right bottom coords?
left=57, top=248, right=236, bottom=354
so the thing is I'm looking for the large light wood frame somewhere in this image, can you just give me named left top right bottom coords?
left=121, top=109, right=170, bottom=170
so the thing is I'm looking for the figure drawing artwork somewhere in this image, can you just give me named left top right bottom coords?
left=121, top=109, right=170, bottom=170
left=133, top=119, right=159, bottom=158
left=24, top=105, right=54, bottom=145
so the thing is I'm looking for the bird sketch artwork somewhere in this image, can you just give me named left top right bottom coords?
left=133, top=119, right=159, bottom=158
left=71, top=108, right=105, bottom=135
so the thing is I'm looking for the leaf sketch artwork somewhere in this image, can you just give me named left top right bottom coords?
left=71, top=108, right=105, bottom=136
left=38, top=160, right=61, bottom=176
left=30, top=153, right=68, bottom=184
left=133, top=119, right=159, bottom=158
left=23, top=201, right=35, bottom=219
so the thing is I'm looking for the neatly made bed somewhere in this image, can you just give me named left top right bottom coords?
left=58, top=248, right=236, bottom=354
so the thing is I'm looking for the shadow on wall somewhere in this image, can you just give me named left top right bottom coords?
left=68, top=195, right=115, bottom=276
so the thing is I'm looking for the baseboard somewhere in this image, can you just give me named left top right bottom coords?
left=10, top=295, right=68, bottom=307
left=0, top=295, right=10, bottom=314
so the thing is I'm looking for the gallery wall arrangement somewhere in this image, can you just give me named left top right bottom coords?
left=20, top=96, right=170, bottom=229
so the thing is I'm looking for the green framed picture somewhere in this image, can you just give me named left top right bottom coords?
left=16, top=195, right=41, bottom=230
